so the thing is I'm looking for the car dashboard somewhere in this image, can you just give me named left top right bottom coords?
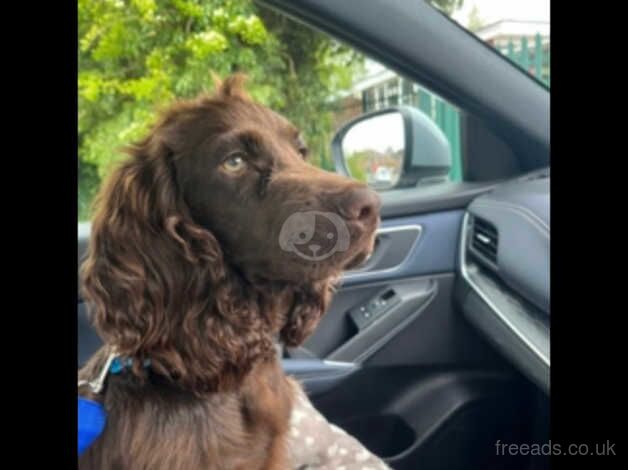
left=457, top=168, right=550, bottom=393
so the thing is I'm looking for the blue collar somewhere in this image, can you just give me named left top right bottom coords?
left=109, top=357, right=151, bottom=374
left=78, top=352, right=152, bottom=396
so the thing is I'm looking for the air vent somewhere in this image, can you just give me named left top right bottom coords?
left=471, top=216, right=498, bottom=265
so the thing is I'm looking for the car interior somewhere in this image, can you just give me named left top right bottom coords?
left=78, top=1, right=550, bottom=469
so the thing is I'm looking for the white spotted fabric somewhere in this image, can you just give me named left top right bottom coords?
left=287, top=380, right=392, bottom=470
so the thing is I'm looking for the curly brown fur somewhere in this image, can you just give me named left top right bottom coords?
left=78, top=74, right=379, bottom=469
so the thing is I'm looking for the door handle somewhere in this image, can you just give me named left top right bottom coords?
left=343, top=224, right=422, bottom=282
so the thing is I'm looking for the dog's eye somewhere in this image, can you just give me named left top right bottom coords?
left=222, top=154, right=247, bottom=173
left=296, top=135, right=308, bottom=159
left=298, top=146, right=309, bottom=159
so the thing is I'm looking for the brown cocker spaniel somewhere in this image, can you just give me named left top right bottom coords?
left=78, top=74, right=380, bottom=470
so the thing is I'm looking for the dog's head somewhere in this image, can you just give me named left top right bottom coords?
left=81, top=74, right=380, bottom=393
left=171, top=75, right=380, bottom=281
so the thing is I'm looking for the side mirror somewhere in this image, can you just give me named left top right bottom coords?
left=332, top=106, right=452, bottom=190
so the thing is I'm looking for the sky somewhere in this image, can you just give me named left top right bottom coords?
left=451, top=0, right=550, bottom=28
left=343, top=112, right=404, bottom=156
left=364, top=0, right=550, bottom=75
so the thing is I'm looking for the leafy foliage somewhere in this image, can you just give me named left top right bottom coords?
left=467, top=5, right=486, bottom=33
left=427, top=0, right=464, bottom=16
left=78, top=0, right=364, bottom=220
left=346, top=156, right=367, bottom=184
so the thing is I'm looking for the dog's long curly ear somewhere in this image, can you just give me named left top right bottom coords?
left=80, top=128, right=218, bottom=344
left=80, top=123, right=227, bottom=382
left=280, top=280, right=334, bottom=347
left=81, top=97, right=277, bottom=394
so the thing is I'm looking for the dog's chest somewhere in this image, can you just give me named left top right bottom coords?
left=79, top=369, right=294, bottom=470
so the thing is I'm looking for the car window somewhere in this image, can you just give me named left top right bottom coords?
left=447, top=0, right=550, bottom=87
left=78, top=0, right=548, bottom=222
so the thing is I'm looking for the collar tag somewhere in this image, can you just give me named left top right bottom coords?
left=78, top=349, right=117, bottom=395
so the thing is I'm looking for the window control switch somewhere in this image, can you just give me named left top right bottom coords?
left=348, top=289, right=400, bottom=330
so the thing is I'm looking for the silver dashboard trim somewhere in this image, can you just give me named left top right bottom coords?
left=459, top=212, right=550, bottom=367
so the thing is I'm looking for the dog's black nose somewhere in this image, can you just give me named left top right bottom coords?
left=338, top=187, right=381, bottom=222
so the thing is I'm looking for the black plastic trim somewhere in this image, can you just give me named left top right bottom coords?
left=379, top=181, right=497, bottom=218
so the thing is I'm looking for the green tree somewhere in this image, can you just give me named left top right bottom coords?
left=255, top=7, right=363, bottom=172
left=427, top=0, right=464, bottom=16
left=467, top=5, right=486, bottom=32
left=78, top=0, right=363, bottom=220
left=346, top=155, right=368, bottom=184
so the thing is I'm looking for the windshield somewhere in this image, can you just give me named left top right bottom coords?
left=432, top=0, right=550, bottom=87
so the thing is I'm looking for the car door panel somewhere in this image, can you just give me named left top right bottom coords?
left=300, top=208, right=467, bottom=361
left=302, top=270, right=539, bottom=470
left=296, top=208, right=540, bottom=469
left=303, top=210, right=500, bottom=365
